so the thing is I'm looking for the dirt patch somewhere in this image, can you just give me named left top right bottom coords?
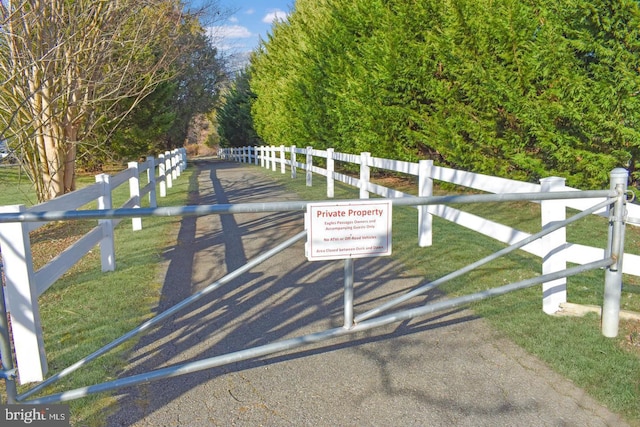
left=29, top=221, right=95, bottom=270
left=622, top=320, right=640, bottom=354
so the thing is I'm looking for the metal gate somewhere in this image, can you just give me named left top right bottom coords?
left=0, top=169, right=629, bottom=406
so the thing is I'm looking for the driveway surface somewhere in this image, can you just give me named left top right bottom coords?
left=108, top=159, right=629, bottom=426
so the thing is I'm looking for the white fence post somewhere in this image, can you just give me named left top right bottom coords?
left=158, top=153, right=167, bottom=198
left=175, top=149, right=182, bottom=177
left=418, top=160, right=434, bottom=247
left=291, top=146, right=297, bottom=179
left=327, top=148, right=335, bottom=198
left=147, top=156, right=157, bottom=208
left=260, top=146, right=265, bottom=168
left=96, top=173, right=116, bottom=272
left=359, top=152, right=371, bottom=199
left=271, top=145, right=277, bottom=172
left=540, top=176, right=567, bottom=314
left=280, top=145, right=286, bottom=174
left=128, top=161, right=142, bottom=231
left=0, top=204, right=48, bottom=383
left=306, top=146, right=313, bottom=187
left=165, top=151, right=173, bottom=189
left=171, top=149, right=179, bottom=180
left=253, top=146, right=259, bottom=165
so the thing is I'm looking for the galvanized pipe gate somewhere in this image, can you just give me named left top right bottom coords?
left=0, top=168, right=630, bottom=406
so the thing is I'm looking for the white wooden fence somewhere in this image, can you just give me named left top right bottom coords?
left=0, top=148, right=186, bottom=383
left=221, top=144, right=640, bottom=307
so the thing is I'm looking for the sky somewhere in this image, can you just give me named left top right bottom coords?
left=207, top=1, right=294, bottom=56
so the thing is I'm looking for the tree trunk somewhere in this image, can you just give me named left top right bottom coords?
left=63, top=125, right=77, bottom=193
left=40, top=123, right=66, bottom=201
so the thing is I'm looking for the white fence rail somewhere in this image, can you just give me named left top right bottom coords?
left=0, top=148, right=186, bottom=383
left=221, top=144, right=640, bottom=301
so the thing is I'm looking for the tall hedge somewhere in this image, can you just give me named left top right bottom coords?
left=249, top=0, right=640, bottom=187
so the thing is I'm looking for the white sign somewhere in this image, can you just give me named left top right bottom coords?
left=306, top=200, right=392, bottom=261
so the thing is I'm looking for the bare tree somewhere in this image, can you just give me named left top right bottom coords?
left=0, top=0, right=200, bottom=201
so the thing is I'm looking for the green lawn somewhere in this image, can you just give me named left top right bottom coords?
left=0, top=165, right=39, bottom=206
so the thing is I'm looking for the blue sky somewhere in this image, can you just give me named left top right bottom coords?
left=208, top=1, right=294, bottom=54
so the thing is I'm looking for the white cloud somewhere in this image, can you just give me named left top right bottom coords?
left=262, top=9, right=288, bottom=24
left=229, top=17, right=238, bottom=23
left=245, top=8, right=255, bottom=15
left=209, top=25, right=253, bottom=39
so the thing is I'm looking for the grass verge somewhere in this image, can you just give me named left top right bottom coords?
left=1, top=164, right=195, bottom=426
left=256, top=166, right=640, bottom=426
left=0, top=165, right=39, bottom=206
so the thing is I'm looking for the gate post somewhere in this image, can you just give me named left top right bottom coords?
left=540, top=177, right=567, bottom=314
left=602, top=168, right=628, bottom=337
left=0, top=270, right=18, bottom=401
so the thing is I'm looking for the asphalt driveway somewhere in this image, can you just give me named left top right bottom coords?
left=107, top=159, right=628, bottom=427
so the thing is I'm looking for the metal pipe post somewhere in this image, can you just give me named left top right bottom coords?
left=602, top=168, right=628, bottom=337
left=344, top=258, right=354, bottom=329
left=0, top=259, right=18, bottom=403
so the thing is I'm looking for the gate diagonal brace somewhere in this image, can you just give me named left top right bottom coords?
left=23, top=259, right=611, bottom=406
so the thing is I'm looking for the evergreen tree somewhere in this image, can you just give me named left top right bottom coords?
left=217, top=69, right=262, bottom=147
left=249, top=0, right=640, bottom=187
